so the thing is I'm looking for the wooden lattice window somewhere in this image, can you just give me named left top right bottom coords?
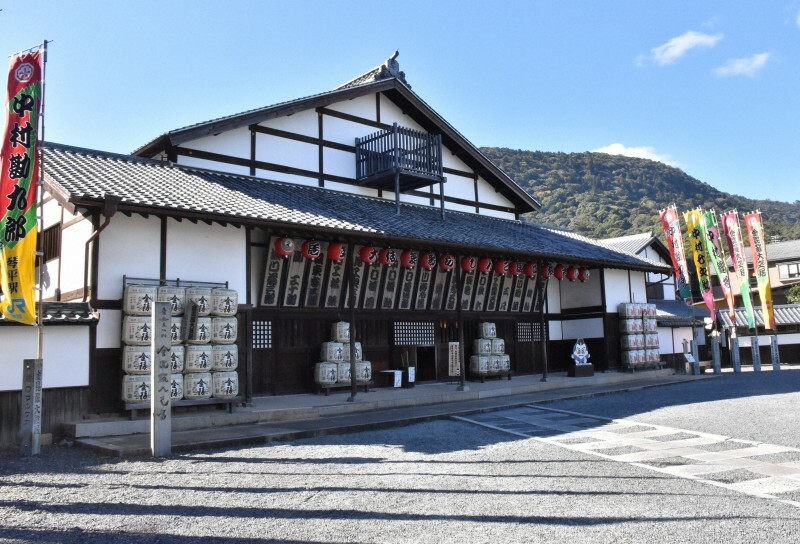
left=517, top=322, right=545, bottom=342
left=393, top=321, right=436, bottom=346
left=41, top=223, right=61, bottom=262
left=252, top=320, right=272, bottom=349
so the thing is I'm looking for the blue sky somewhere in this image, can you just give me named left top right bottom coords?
left=2, top=1, right=799, bottom=202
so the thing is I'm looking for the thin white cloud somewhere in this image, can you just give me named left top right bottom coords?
left=649, top=31, right=723, bottom=65
left=713, top=52, right=770, bottom=77
left=592, top=143, right=676, bottom=166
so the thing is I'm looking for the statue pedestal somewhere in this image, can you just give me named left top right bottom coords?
left=569, top=362, right=594, bottom=377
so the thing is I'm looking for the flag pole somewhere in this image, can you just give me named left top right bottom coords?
left=36, top=40, right=48, bottom=360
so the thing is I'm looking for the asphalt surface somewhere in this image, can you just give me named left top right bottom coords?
left=2, top=369, right=800, bottom=543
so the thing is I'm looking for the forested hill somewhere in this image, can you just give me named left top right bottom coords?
left=481, top=147, right=800, bottom=241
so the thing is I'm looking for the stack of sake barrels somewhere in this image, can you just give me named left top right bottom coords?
left=470, top=322, right=511, bottom=377
left=618, top=303, right=660, bottom=369
left=314, top=322, right=371, bottom=387
left=121, top=284, right=239, bottom=404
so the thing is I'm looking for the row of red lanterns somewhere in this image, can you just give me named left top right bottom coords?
left=274, top=238, right=589, bottom=281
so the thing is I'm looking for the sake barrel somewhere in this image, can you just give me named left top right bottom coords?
left=123, top=285, right=157, bottom=315
left=342, top=341, right=363, bottom=362
left=473, top=339, right=492, bottom=356
left=169, top=345, right=185, bottom=373
left=645, top=333, right=659, bottom=348
left=170, top=373, right=184, bottom=400
left=491, top=338, right=505, bottom=355
left=331, top=321, right=350, bottom=343
left=212, top=344, right=238, bottom=371
left=314, top=362, right=338, bottom=385
left=184, top=372, right=212, bottom=399
left=122, top=315, right=153, bottom=345
left=478, top=322, right=497, bottom=339
left=487, top=355, right=502, bottom=373
left=321, top=342, right=345, bottom=361
left=210, top=288, right=238, bottom=316
left=185, top=287, right=212, bottom=316
left=644, top=303, right=657, bottom=317
left=621, top=350, right=637, bottom=367
left=185, top=344, right=213, bottom=371
left=212, top=371, right=239, bottom=398
left=469, top=355, right=490, bottom=374
left=355, top=361, right=372, bottom=381
left=336, top=362, right=352, bottom=383
left=620, top=334, right=644, bottom=350
left=157, top=286, right=186, bottom=316
left=122, top=345, right=151, bottom=374
left=618, top=303, right=640, bottom=318
left=170, top=317, right=183, bottom=345
left=499, top=354, right=511, bottom=371
left=186, top=316, right=213, bottom=344
left=122, top=375, right=151, bottom=402
left=619, top=318, right=643, bottom=334
left=211, top=317, right=238, bottom=344
left=644, top=318, right=658, bottom=333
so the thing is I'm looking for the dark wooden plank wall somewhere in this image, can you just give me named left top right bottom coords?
left=0, top=387, right=89, bottom=450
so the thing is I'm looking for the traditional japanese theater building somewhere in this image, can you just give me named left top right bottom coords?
left=0, top=54, right=668, bottom=443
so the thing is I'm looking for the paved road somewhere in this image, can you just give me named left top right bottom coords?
left=2, top=369, right=800, bottom=543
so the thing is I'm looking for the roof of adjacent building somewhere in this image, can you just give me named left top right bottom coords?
left=0, top=302, right=98, bottom=326
left=132, top=54, right=540, bottom=213
left=743, top=238, right=800, bottom=264
left=653, top=299, right=706, bottom=327
left=718, top=304, right=800, bottom=328
left=602, top=232, right=656, bottom=256
left=43, top=142, right=669, bottom=273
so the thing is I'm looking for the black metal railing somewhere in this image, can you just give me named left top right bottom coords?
left=355, top=123, right=443, bottom=181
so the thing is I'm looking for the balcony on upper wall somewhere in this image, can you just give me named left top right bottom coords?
left=355, top=123, right=445, bottom=192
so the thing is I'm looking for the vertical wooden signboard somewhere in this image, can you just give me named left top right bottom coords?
left=305, top=241, right=329, bottom=307
left=261, top=237, right=286, bottom=306
left=497, top=275, right=513, bottom=312
left=460, top=269, right=476, bottom=311
left=485, top=273, right=502, bottom=311
left=325, top=245, right=348, bottom=308
left=283, top=243, right=306, bottom=307
left=430, top=269, right=449, bottom=310
left=19, top=358, right=43, bottom=455
left=362, top=261, right=382, bottom=309
left=415, top=267, right=433, bottom=310
left=345, top=246, right=366, bottom=308
left=381, top=265, right=400, bottom=309
left=151, top=302, right=172, bottom=457
left=398, top=254, right=418, bottom=310
left=510, top=275, right=526, bottom=312
left=473, top=273, right=489, bottom=311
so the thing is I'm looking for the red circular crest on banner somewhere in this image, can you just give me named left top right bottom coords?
left=420, top=252, right=437, bottom=270
left=461, top=256, right=477, bottom=273
left=360, top=246, right=378, bottom=265
left=379, top=248, right=398, bottom=267
left=301, top=240, right=322, bottom=260
left=400, top=249, right=417, bottom=269
left=438, top=254, right=455, bottom=271
left=578, top=267, right=590, bottom=282
left=477, top=257, right=492, bottom=274
left=327, top=242, right=345, bottom=262
left=274, top=237, right=295, bottom=257
left=566, top=265, right=578, bottom=282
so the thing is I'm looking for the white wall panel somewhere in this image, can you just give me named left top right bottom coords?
left=444, top=174, right=475, bottom=202
left=630, top=271, right=647, bottom=304
left=475, top=177, right=513, bottom=208
left=479, top=208, right=516, bottom=220
left=327, top=95, right=378, bottom=121
left=256, top=133, right=318, bottom=172
left=378, top=98, right=426, bottom=132
left=738, top=333, right=800, bottom=347
left=180, top=128, right=250, bottom=159
left=176, top=155, right=250, bottom=176
left=97, top=309, right=122, bottom=349
left=61, top=218, right=94, bottom=297
left=41, top=259, right=59, bottom=299
left=0, top=326, right=90, bottom=391
left=263, top=109, right=318, bottom=138
left=42, top=198, right=61, bottom=228
left=165, top=219, right=247, bottom=295
left=325, top=181, right=380, bottom=198
left=256, top=170, right=318, bottom=187
left=97, top=215, right=160, bottom=300
left=603, top=269, right=631, bottom=312
left=657, top=327, right=693, bottom=355
left=546, top=279, right=561, bottom=313
left=559, top=273, right=602, bottom=309
left=549, top=321, right=562, bottom=341
left=562, top=318, right=604, bottom=340
left=323, top=147, right=356, bottom=179
left=323, top=115, right=375, bottom=146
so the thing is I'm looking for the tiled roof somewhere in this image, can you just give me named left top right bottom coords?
left=601, top=232, right=655, bottom=256
left=0, top=302, right=98, bottom=326
left=742, top=238, right=800, bottom=264
left=335, top=52, right=409, bottom=90
left=718, top=304, right=800, bottom=328
left=653, top=299, right=705, bottom=327
left=43, top=143, right=667, bottom=272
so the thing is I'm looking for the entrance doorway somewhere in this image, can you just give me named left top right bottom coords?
left=415, top=346, right=437, bottom=382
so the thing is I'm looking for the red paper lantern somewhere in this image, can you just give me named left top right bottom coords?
left=439, top=253, right=455, bottom=271
left=540, top=263, right=552, bottom=278
left=360, top=245, right=378, bottom=265
left=554, top=264, right=565, bottom=281
left=566, top=265, right=578, bottom=282
left=400, top=249, right=417, bottom=269
left=477, top=257, right=492, bottom=274
left=379, top=248, right=398, bottom=267
left=327, top=242, right=345, bottom=262
left=523, top=262, right=536, bottom=278
left=578, top=267, right=590, bottom=282
left=461, top=256, right=477, bottom=273
left=420, top=251, right=437, bottom=270
left=301, top=240, right=322, bottom=260
left=274, top=237, right=295, bottom=257
left=509, top=261, right=522, bottom=277
left=493, top=259, right=509, bottom=276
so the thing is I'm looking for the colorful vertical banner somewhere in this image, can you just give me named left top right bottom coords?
left=721, top=210, right=756, bottom=329
left=0, top=50, right=42, bottom=325
left=700, top=209, right=735, bottom=319
left=744, top=210, right=774, bottom=329
left=684, top=208, right=715, bottom=314
left=659, top=205, right=692, bottom=302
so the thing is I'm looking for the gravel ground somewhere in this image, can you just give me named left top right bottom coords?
left=2, top=370, right=800, bottom=543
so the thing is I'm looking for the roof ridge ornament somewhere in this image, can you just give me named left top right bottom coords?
left=375, top=51, right=408, bottom=86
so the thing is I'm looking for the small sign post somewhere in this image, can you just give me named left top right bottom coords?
left=151, top=302, right=172, bottom=457
left=730, top=332, right=741, bottom=373
left=751, top=335, right=761, bottom=372
left=19, top=358, right=43, bottom=455
left=771, top=334, right=781, bottom=371
left=448, top=342, right=461, bottom=377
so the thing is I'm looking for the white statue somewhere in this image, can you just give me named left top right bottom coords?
left=571, top=338, right=591, bottom=366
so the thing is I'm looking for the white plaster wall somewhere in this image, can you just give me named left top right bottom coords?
left=264, top=109, right=318, bottom=138
left=97, top=309, right=122, bottom=349
left=176, top=155, right=250, bottom=176
left=165, top=219, right=247, bottom=295
left=546, top=279, right=561, bottom=313
left=42, top=198, right=61, bottom=229
left=327, top=95, right=379, bottom=123
left=60, top=218, right=94, bottom=297
left=548, top=321, right=562, bottom=341
left=0, top=326, right=90, bottom=391
left=97, top=215, right=161, bottom=301
left=630, top=271, right=647, bottom=304
left=475, top=177, right=514, bottom=208
left=41, top=259, right=59, bottom=299
left=325, top=181, right=380, bottom=198
left=738, top=333, right=800, bottom=347
left=179, top=128, right=251, bottom=160
left=559, top=273, right=602, bottom=309
left=257, top=133, right=318, bottom=172
left=444, top=174, right=475, bottom=202
left=561, top=318, right=604, bottom=340
left=322, top=115, right=376, bottom=147
left=378, top=98, right=426, bottom=132
left=256, top=169, right=319, bottom=187
left=322, top=147, right=356, bottom=179
left=658, top=326, right=693, bottom=355
left=603, top=269, right=630, bottom=312
left=479, top=208, right=516, bottom=220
